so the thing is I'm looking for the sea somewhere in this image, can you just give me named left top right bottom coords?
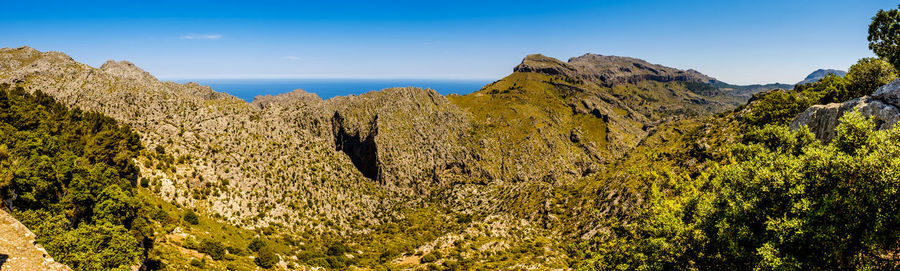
left=170, top=79, right=491, bottom=102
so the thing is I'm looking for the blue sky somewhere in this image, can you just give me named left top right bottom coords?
left=1, top=0, right=896, bottom=84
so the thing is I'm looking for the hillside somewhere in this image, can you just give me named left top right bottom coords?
left=0, top=47, right=781, bottom=270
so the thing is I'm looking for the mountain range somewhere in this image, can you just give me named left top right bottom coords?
left=0, top=46, right=806, bottom=270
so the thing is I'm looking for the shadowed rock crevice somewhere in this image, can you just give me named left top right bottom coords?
left=331, top=112, right=380, bottom=180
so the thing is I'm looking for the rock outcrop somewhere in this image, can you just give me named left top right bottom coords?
left=0, top=210, right=70, bottom=271
left=327, top=88, right=474, bottom=189
left=514, top=53, right=717, bottom=88
left=791, top=79, right=900, bottom=141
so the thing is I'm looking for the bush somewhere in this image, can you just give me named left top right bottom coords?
left=183, top=210, right=200, bottom=225
left=255, top=247, right=279, bottom=268
left=326, top=242, right=350, bottom=256
left=421, top=252, right=439, bottom=263
left=845, top=57, right=897, bottom=96
left=248, top=237, right=267, bottom=252
left=199, top=239, right=226, bottom=260
left=151, top=208, right=169, bottom=221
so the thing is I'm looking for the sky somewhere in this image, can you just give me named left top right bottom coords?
left=1, top=0, right=896, bottom=85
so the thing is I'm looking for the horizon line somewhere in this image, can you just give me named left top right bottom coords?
left=157, top=74, right=500, bottom=81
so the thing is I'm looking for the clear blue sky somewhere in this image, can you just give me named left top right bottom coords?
left=1, top=0, right=895, bottom=84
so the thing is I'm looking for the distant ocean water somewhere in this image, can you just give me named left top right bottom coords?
left=170, top=79, right=491, bottom=102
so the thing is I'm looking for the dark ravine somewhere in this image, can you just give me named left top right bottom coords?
left=331, top=112, right=380, bottom=180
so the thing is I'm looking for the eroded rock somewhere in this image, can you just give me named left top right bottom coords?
left=790, top=79, right=900, bottom=142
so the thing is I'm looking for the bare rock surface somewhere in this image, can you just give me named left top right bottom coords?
left=791, top=78, right=900, bottom=142
left=0, top=210, right=70, bottom=271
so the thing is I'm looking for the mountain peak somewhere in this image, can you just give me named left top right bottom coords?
left=100, top=60, right=156, bottom=81
left=514, top=53, right=717, bottom=86
left=513, top=54, right=575, bottom=76
left=798, top=69, right=846, bottom=84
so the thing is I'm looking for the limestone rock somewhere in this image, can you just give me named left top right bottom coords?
left=790, top=78, right=900, bottom=142
left=100, top=60, right=156, bottom=82
left=0, top=210, right=70, bottom=271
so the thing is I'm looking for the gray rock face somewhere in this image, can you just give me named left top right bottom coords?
left=872, top=79, right=900, bottom=108
left=790, top=79, right=900, bottom=142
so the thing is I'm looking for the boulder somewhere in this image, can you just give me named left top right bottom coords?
left=790, top=79, right=900, bottom=142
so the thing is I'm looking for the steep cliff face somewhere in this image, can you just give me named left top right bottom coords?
left=327, top=88, right=474, bottom=189
left=791, top=79, right=900, bottom=141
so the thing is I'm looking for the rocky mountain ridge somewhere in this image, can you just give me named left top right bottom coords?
left=0, top=46, right=785, bottom=269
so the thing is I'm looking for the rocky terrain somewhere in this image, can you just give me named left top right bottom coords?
left=0, top=210, right=70, bottom=271
left=791, top=78, right=900, bottom=141
left=0, top=46, right=784, bottom=269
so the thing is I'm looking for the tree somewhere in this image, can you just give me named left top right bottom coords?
left=255, top=247, right=279, bottom=268
left=248, top=237, right=267, bottom=252
left=199, top=239, right=226, bottom=260
left=869, top=5, right=900, bottom=70
left=184, top=210, right=200, bottom=225
left=845, top=57, right=897, bottom=96
left=593, top=112, right=900, bottom=270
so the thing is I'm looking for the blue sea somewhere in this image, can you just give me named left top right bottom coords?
left=171, top=79, right=491, bottom=102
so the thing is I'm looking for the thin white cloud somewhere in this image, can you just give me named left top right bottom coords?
left=180, top=34, right=223, bottom=40
left=282, top=56, right=301, bottom=61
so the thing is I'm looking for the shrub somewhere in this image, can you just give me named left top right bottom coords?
left=248, top=237, right=267, bottom=252
left=183, top=210, right=200, bottom=225
left=255, top=247, right=279, bottom=268
left=326, top=242, right=350, bottom=256
left=199, top=239, right=226, bottom=260
left=189, top=258, right=204, bottom=267
left=845, top=57, right=897, bottom=96
left=421, top=252, right=439, bottom=263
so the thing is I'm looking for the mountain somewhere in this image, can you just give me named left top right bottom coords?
left=0, top=47, right=787, bottom=270
left=797, top=68, right=847, bottom=84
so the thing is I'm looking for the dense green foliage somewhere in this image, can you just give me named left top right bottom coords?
left=869, top=4, right=900, bottom=70
left=588, top=112, right=900, bottom=270
left=255, top=246, right=279, bottom=268
left=199, top=238, right=226, bottom=260
left=248, top=237, right=267, bottom=252
left=742, top=58, right=896, bottom=127
left=183, top=209, right=199, bottom=225
left=0, top=83, right=149, bottom=270
left=845, top=57, right=898, bottom=95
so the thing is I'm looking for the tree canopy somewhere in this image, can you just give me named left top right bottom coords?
left=0, top=83, right=148, bottom=270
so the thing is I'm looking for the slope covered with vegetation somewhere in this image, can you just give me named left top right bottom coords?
left=4, top=5, right=900, bottom=270
left=0, top=83, right=146, bottom=269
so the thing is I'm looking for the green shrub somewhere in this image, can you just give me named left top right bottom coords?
left=184, top=210, right=200, bottom=225
left=189, top=258, right=204, bottom=267
left=255, top=247, right=279, bottom=268
left=421, top=252, right=439, bottom=263
left=199, top=238, right=226, bottom=260
left=846, top=57, right=897, bottom=96
left=248, top=237, right=267, bottom=252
